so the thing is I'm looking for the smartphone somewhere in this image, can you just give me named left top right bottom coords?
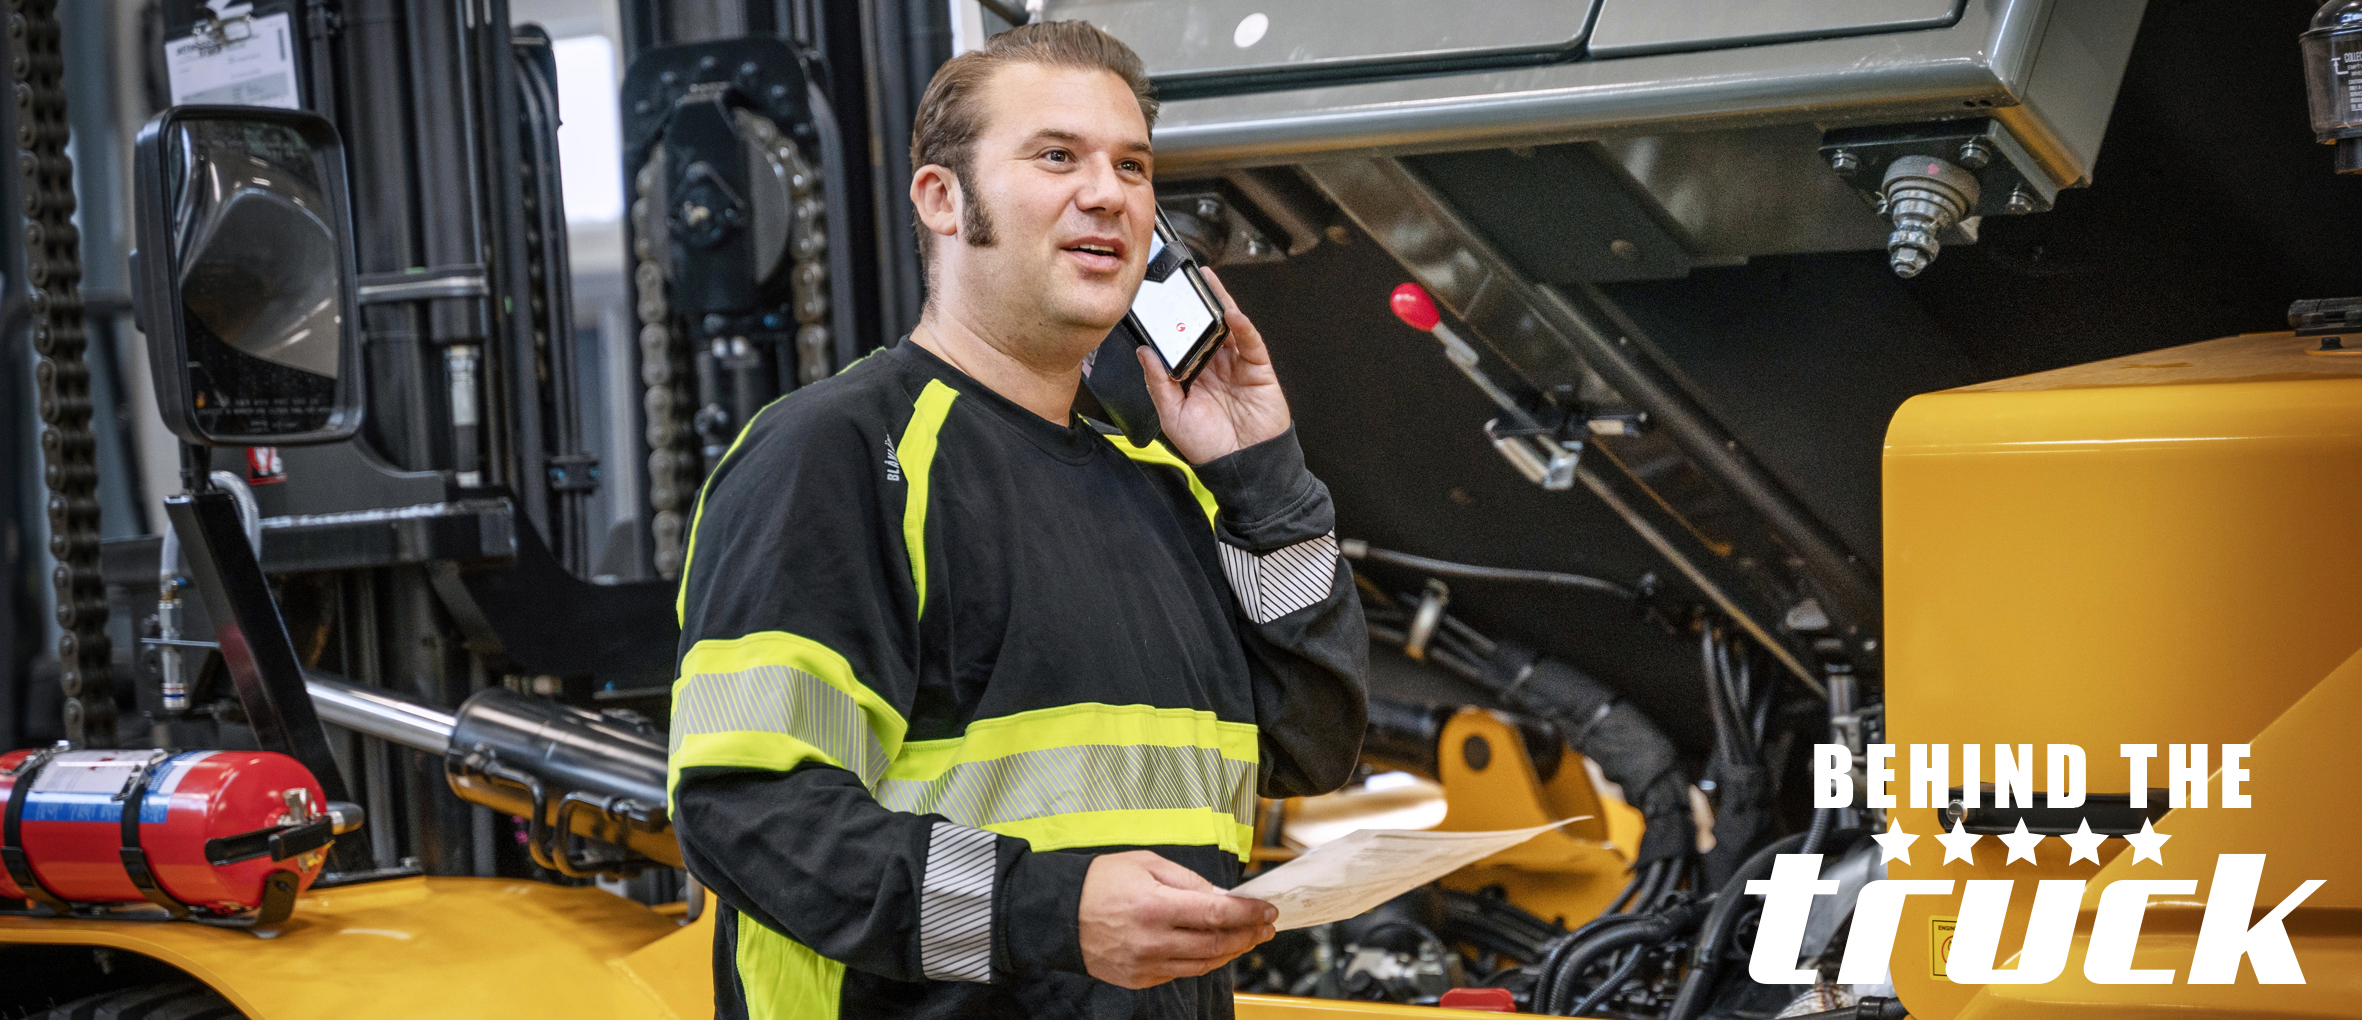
left=1126, top=209, right=1229, bottom=384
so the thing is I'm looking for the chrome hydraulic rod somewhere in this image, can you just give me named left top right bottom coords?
left=305, top=673, right=458, bottom=755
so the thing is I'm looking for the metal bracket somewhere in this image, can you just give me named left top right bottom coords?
left=1484, top=418, right=1579, bottom=491
left=356, top=265, right=490, bottom=305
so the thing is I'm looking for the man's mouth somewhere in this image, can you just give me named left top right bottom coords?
left=1062, top=239, right=1125, bottom=271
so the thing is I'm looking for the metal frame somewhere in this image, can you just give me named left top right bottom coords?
left=1147, top=0, right=2146, bottom=187
left=1303, top=156, right=1881, bottom=685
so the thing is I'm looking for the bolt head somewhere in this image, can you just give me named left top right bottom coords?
left=1890, top=247, right=1932, bottom=278
left=1956, top=139, right=1994, bottom=171
left=1827, top=150, right=1862, bottom=174
left=2005, top=188, right=2038, bottom=215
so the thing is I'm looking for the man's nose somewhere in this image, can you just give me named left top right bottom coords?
left=1073, top=155, right=1130, bottom=215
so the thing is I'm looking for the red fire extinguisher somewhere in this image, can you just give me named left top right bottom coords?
left=0, top=746, right=360, bottom=921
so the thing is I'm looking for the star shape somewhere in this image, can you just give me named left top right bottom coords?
left=1933, top=818, right=1982, bottom=865
left=1870, top=818, right=1918, bottom=865
left=2061, top=818, right=2108, bottom=865
left=2123, top=818, right=2170, bottom=865
left=1998, top=819, right=2045, bottom=865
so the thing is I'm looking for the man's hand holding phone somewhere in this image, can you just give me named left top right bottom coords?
left=1138, top=268, right=1292, bottom=464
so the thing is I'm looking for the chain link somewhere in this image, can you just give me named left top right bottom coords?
left=13, top=0, right=111, bottom=744
left=632, top=113, right=829, bottom=580
left=630, top=146, right=697, bottom=579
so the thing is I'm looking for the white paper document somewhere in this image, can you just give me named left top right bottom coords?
left=165, top=12, right=302, bottom=111
left=1229, top=818, right=1585, bottom=930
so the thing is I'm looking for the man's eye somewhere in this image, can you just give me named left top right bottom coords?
left=1042, top=149, right=1071, bottom=163
left=1119, top=160, right=1146, bottom=174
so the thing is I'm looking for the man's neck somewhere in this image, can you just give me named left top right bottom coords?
left=908, top=305, right=1092, bottom=424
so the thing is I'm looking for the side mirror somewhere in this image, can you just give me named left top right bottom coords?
left=133, top=106, right=364, bottom=446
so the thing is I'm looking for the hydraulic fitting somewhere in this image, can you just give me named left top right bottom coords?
left=1879, top=155, right=1981, bottom=278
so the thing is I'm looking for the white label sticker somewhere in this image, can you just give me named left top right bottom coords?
left=27, top=750, right=149, bottom=794
left=164, top=12, right=301, bottom=110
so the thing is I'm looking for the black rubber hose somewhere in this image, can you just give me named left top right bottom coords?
left=1342, top=541, right=1638, bottom=600
left=1782, top=997, right=1910, bottom=1020
left=1566, top=944, right=1650, bottom=1017
left=1485, top=645, right=1699, bottom=868
left=1665, top=830, right=1813, bottom=1020
left=1546, top=898, right=1707, bottom=1015
left=1530, top=897, right=1657, bottom=1011
left=1801, top=805, right=1840, bottom=856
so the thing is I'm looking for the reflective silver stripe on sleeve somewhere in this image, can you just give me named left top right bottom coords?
left=1218, top=531, right=1340, bottom=624
left=670, top=664, right=892, bottom=786
left=876, top=743, right=1257, bottom=831
left=919, top=821, right=998, bottom=983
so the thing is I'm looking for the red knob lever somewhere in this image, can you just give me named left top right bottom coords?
left=1389, top=282, right=1440, bottom=332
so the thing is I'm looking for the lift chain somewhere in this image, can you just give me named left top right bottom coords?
left=13, top=0, right=112, bottom=745
left=631, top=147, right=698, bottom=579
left=631, top=110, right=829, bottom=580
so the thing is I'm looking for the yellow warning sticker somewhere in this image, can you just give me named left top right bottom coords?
left=1929, top=915, right=1957, bottom=980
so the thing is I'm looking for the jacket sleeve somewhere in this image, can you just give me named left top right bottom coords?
left=669, top=407, right=1089, bottom=985
left=1190, top=426, right=1370, bottom=799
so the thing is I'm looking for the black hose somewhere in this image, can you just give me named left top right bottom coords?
left=1530, top=896, right=1658, bottom=1011
left=1783, top=998, right=1910, bottom=1020
left=1545, top=897, right=1706, bottom=1015
left=1343, top=541, right=1638, bottom=600
left=1801, top=805, right=1840, bottom=856
left=1566, top=944, right=1650, bottom=1017
left=1441, top=889, right=1561, bottom=963
left=1601, top=865, right=1648, bottom=916
left=1665, top=830, right=1813, bottom=1020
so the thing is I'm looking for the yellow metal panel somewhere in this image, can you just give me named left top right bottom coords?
left=1236, top=992, right=1524, bottom=1017
left=0, top=878, right=699, bottom=1020
left=611, top=908, right=720, bottom=1020
left=1944, top=645, right=2362, bottom=1017
left=1886, top=332, right=2362, bottom=791
left=1428, top=709, right=1636, bottom=927
left=1882, top=331, right=2362, bottom=1019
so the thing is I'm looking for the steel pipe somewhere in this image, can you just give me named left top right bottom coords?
left=305, top=672, right=458, bottom=755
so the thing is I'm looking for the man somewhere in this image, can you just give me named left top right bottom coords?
left=668, top=20, right=1368, bottom=1020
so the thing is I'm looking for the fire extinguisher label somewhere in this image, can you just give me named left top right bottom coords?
left=21, top=750, right=218, bottom=823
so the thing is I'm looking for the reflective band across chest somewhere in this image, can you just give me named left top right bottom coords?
left=877, top=742, right=1255, bottom=831
left=875, top=703, right=1259, bottom=859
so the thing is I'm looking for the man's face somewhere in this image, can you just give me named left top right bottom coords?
left=947, top=62, right=1155, bottom=342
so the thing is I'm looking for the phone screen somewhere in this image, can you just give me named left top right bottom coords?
left=1132, top=231, right=1220, bottom=372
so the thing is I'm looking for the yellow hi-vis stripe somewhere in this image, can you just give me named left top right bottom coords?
left=898, top=380, right=960, bottom=618
left=882, top=703, right=1261, bottom=861
left=1102, top=434, right=1219, bottom=530
left=667, top=631, right=911, bottom=807
left=737, top=910, right=844, bottom=1020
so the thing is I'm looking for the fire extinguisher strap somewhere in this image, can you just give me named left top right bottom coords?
left=2, top=747, right=73, bottom=914
left=116, top=750, right=192, bottom=920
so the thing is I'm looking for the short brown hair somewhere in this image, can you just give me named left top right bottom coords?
left=908, top=22, right=1159, bottom=270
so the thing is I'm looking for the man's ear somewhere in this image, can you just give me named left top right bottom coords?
left=910, top=164, right=962, bottom=241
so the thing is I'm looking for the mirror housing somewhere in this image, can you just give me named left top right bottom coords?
left=133, top=105, right=364, bottom=447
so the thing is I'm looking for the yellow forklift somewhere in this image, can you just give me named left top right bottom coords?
left=3, top=1, right=2359, bottom=1017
